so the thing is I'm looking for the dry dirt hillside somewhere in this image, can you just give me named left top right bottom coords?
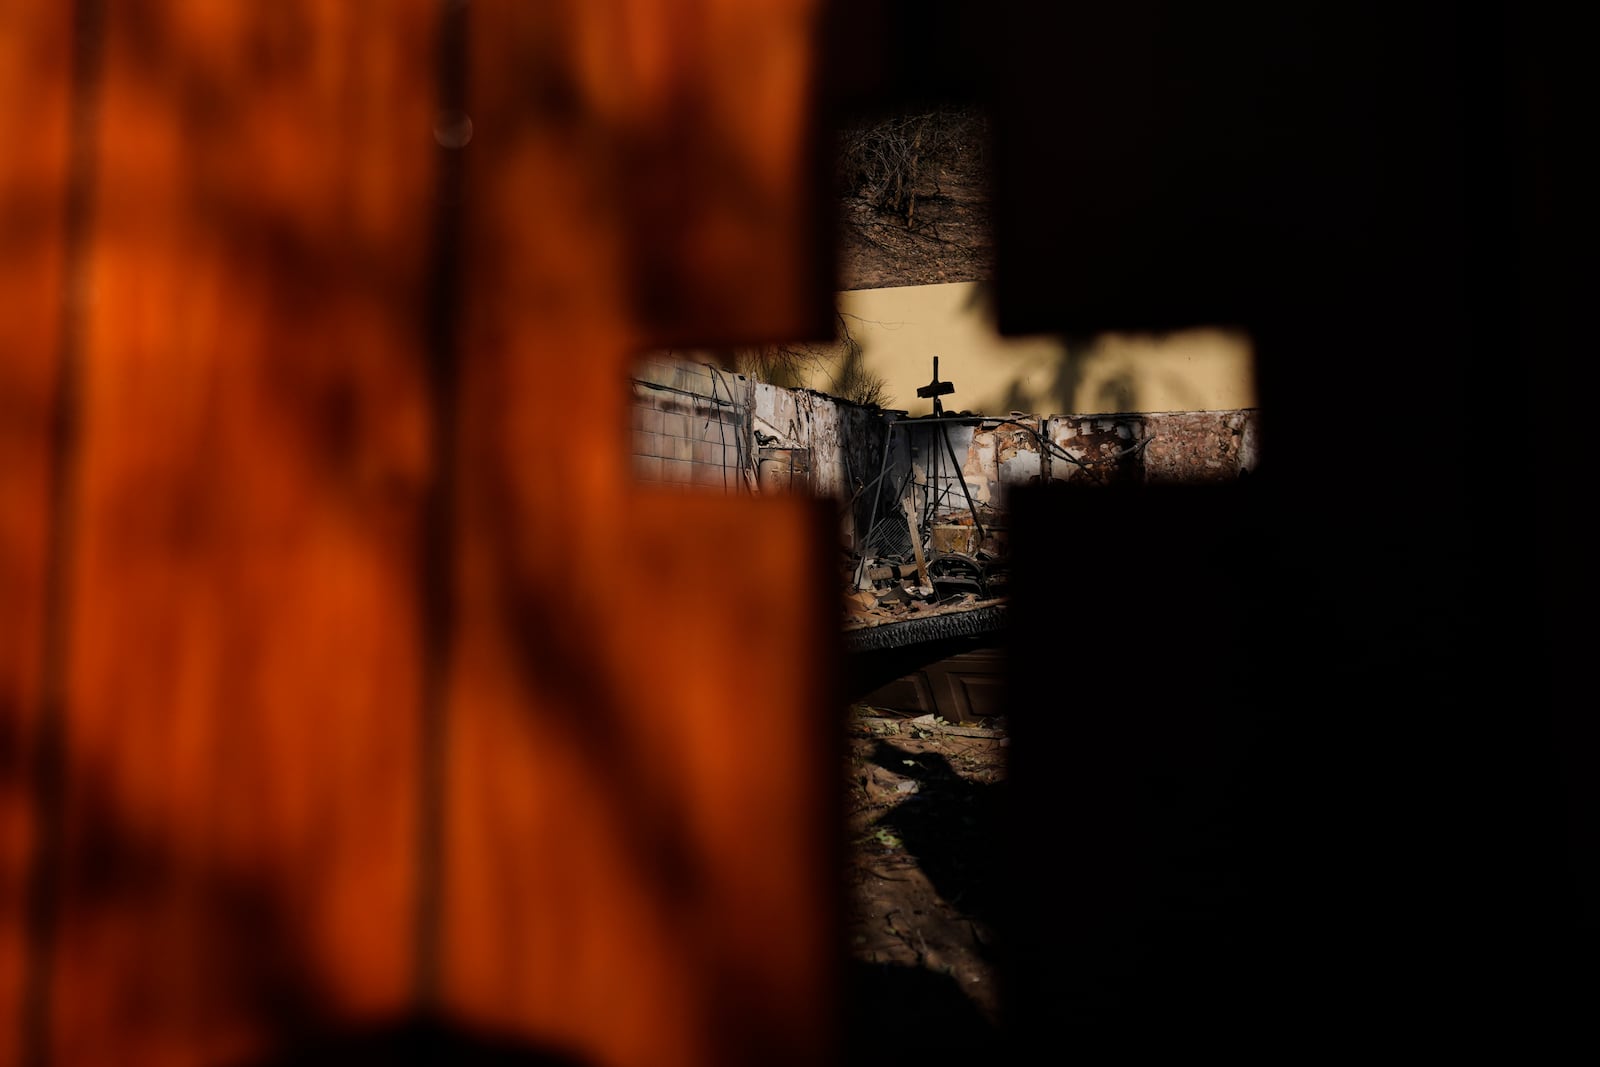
left=833, top=107, right=993, bottom=291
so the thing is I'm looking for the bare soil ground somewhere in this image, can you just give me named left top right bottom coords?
left=835, top=167, right=993, bottom=291
left=841, top=709, right=1010, bottom=1064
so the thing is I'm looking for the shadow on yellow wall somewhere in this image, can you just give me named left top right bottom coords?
left=828, top=281, right=1256, bottom=417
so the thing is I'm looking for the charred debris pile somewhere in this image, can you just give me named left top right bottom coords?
left=629, top=354, right=1259, bottom=643
left=842, top=358, right=1013, bottom=635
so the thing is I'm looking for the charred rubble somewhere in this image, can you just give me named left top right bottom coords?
left=630, top=354, right=1262, bottom=650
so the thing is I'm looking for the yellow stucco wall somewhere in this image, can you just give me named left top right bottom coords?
left=825, top=282, right=1257, bottom=417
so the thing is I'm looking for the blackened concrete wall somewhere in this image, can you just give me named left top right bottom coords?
left=632, top=356, right=1262, bottom=554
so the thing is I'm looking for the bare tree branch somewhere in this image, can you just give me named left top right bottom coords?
left=735, top=311, right=892, bottom=408
left=837, top=107, right=987, bottom=226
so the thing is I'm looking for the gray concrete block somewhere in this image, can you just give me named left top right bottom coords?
left=636, top=358, right=682, bottom=390
left=666, top=435, right=695, bottom=462
left=671, top=362, right=708, bottom=388
left=696, top=416, right=733, bottom=444
left=660, top=458, right=695, bottom=485
left=691, top=439, right=727, bottom=466
left=692, top=462, right=733, bottom=490
left=632, top=403, right=664, bottom=435
left=661, top=412, right=690, bottom=439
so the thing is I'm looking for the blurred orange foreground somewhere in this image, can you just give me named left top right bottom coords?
left=1, top=3, right=839, bottom=1065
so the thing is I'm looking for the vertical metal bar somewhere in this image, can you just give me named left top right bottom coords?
left=1039, top=416, right=1052, bottom=484
left=939, top=418, right=985, bottom=542
left=863, top=417, right=895, bottom=556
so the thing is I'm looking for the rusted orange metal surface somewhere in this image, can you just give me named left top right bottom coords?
left=1, top=2, right=837, bottom=1065
left=1, top=3, right=73, bottom=1058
